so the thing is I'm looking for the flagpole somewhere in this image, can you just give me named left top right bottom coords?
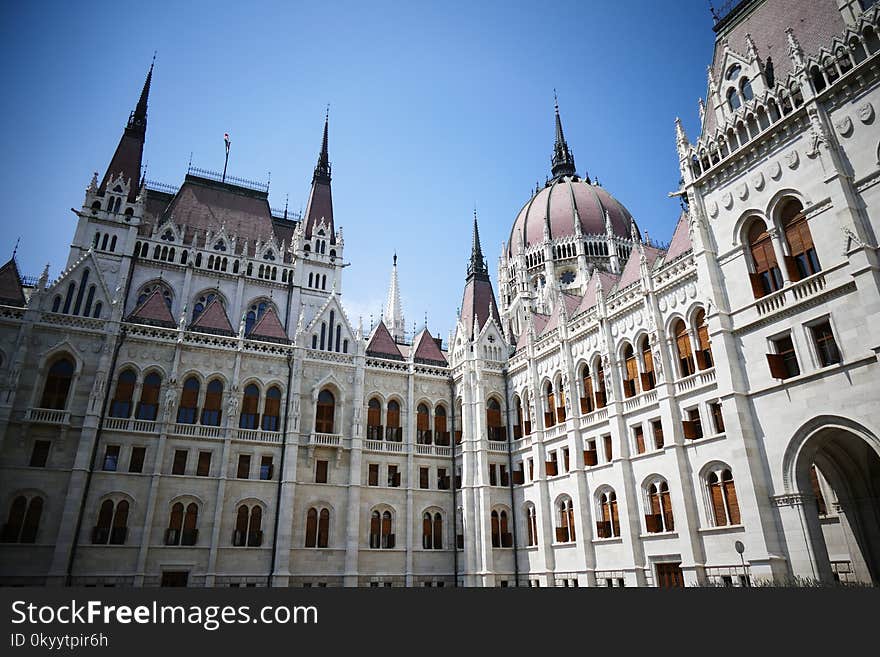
left=222, top=133, right=231, bottom=183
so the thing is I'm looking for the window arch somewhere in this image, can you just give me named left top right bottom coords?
left=490, top=509, right=512, bottom=547
left=177, top=377, right=200, bottom=424
left=747, top=218, right=782, bottom=297
left=639, top=336, right=655, bottom=391
left=487, top=397, right=505, bottom=441
left=245, top=299, right=273, bottom=335
left=645, top=479, right=674, bottom=533
left=622, top=343, right=639, bottom=398
left=304, top=507, right=330, bottom=548
left=580, top=364, right=595, bottom=413
left=433, top=404, right=449, bottom=445
left=1, top=494, right=44, bottom=543
left=694, top=309, right=713, bottom=370
left=109, top=369, right=137, bottom=418
left=524, top=504, right=538, bottom=547
left=707, top=468, right=741, bottom=526
left=92, top=498, right=129, bottom=545
left=192, top=290, right=223, bottom=322
left=594, top=359, right=607, bottom=408
left=40, top=356, right=74, bottom=409
left=544, top=381, right=556, bottom=428
left=672, top=319, right=695, bottom=378
left=315, top=389, right=335, bottom=433
left=421, top=511, right=443, bottom=549
left=740, top=76, right=753, bottom=101
left=136, top=372, right=161, bottom=421
left=386, top=399, right=401, bottom=441
left=416, top=403, right=431, bottom=444
left=779, top=197, right=820, bottom=280
left=366, top=397, right=382, bottom=440
left=233, top=504, right=263, bottom=546
left=556, top=497, right=575, bottom=543
left=262, top=386, right=281, bottom=431
left=201, top=379, right=223, bottom=426
left=239, top=384, right=260, bottom=429
left=166, top=501, right=198, bottom=546
left=135, top=282, right=173, bottom=310
left=369, top=509, right=395, bottom=549
left=727, top=87, right=741, bottom=111
left=596, top=490, right=620, bottom=538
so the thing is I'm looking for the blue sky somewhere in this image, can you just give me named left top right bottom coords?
left=0, top=0, right=715, bottom=343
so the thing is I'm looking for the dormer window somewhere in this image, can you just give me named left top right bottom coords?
left=726, top=64, right=741, bottom=81
left=213, top=241, right=227, bottom=252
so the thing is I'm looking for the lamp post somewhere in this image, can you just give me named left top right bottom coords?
left=735, top=540, right=750, bottom=586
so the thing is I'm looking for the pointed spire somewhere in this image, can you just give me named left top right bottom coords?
left=467, top=210, right=488, bottom=279
left=550, top=91, right=577, bottom=180
left=786, top=27, right=805, bottom=69
left=384, top=252, right=404, bottom=343
left=675, top=117, right=690, bottom=159
left=129, top=55, right=154, bottom=134
left=313, top=105, right=331, bottom=184
left=304, top=108, right=335, bottom=241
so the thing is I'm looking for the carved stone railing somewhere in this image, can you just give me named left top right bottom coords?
left=103, top=417, right=157, bottom=434
left=675, top=368, right=717, bottom=395
left=171, top=423, right=224, bottom=439
left=233, top=428, right=283, bottom=444
left=25, top=407, right=70, bottom=425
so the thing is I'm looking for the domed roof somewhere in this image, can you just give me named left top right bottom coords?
left=507, top=176, right=637, bottom=257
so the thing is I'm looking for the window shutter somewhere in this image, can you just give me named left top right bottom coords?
left=766, top=353, right=789, bottom=379
left=749, top=272, right=766, bottom=298
left=367, top=406, right=380, bottom=427
left=387, top=407, right=400, bottom=428
left=682, top=420, right=697, bottom=440
left=318, top=509, right=329, bottom=547
left=710, top=482, right=727, bottom=526
left=315, top=460, right=328, bottom=483
left=433, top=514, right=443, bottom=549
left=417, top=412, right=429, bottom=431
left=422, top=515, right=432, bottom=548
left=661, top=491, right=674, bottom=531
left=723, top=478, right=741, bottom=524
left=604, top=435, right=613, bottom=461
left=583, top=449, right=597, bottom=466
left=610, top=500, right=620, bottom=536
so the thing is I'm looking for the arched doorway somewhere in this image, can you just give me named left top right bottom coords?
left=791, top=422, right=880, bottom=585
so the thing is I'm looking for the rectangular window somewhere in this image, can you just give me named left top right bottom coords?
left=315, top=459, right=328, bottom=483
left=196, top=451, right=211, bottom=477
left=562, top=447, right=569, bottom=473
left=237, top=454, right=251, bottom=479
left=368, top=463, right=379, bottom=486
left=171, top=449, right=187, bottom=475
left=388, top=464, right=400, bottom=487
left=811, top=320, right=841, bottom=367
left=260, top=455, right=274, bottom=480
left=500, top=464, right=509, bottom=486
left=102, top=445, right=120, bottom=471
left=603, top=435, right=613, bottom=462
left=584, top=439, right=598, bottom=466
left=768, top=334, right=800, bottom=379
left=710, top=402, right=725, bottom=434
left=419, top=467, right=429, bottom=489
left=129, top=446, right=146, bottom=473
left=652, top=420, right=664, bottom=450
left=683, top=409, right=703, bottom=440
left=438, top=467, right=449, bottom=489
left=527, top=458, right=534, bottom=481
left=29, top=440, right=51, bottom=468
left=633, top=426, right=645, bottom=455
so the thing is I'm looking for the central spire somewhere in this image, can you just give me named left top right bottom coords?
left=550, top=92, right=577, bottom=180
left=467, top=210, right=488, bottom=280
left=304, top=108, right=335, bottom=241
left=313, top=106, right=331, bottom=184
left=384, top=252, right=405, bottom=343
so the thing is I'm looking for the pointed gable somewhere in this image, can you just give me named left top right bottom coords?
left=413, top=329, right=447, bottom=366
left=248, top=307, right=289, bottom=343
left=189, top=298, right=234, bottom=336
left=575, top=270, right=619, bottom=315
left=366, top=321, right=404, bottom=360
left=665, top=212, right=692, bottom=261
left=617, top=245, right=664, bottom=289
left=515, top=312, right=549, bottom=352
left=460, top=277, right=501, bottom=339
left=0, top=259, right=26, bottom=307
left=128, top=290, right=175, bottom=327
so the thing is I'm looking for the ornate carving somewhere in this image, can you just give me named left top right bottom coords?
left=835, top=115, right=853, bottom=137
left=736, top=182, right=748, bottom=201
left=721, top=192, right=733, bottom=209
left=751, top=171, right=764, bottom=191
left=785, top=150, right=799, bottom=169
left=857, top=102, right=874, bottom=124
left=769, top=161, right=782, bottom=180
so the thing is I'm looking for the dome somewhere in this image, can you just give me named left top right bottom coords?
left=507, top=176, right=638, bottom=257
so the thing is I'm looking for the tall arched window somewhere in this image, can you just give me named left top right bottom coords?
left=594, top=361, right=607, bottom=408
left=487, top=398, right=504, bottom=441
left=580, top=364, right=595, bottom=413
left=1, top=495, right=43, bottom=543
left=513, top=396, right=524, bottom=439
left=370, top=510, right=394, bottom=548
left=622, top=344, right=639, bottom=398
left=672, top=319, right=695, bottom=378
left=92, top=499, right=129, bottom=545
left=366, top=398, right=382, bottom=440
left=748, top=219, right=782, bottom=297
left=40, top=356, right=74, bottom=409
left=694, top=309, right=713, bottom=370
left=525, top=505, right=538, bottom=546
left=305, top=507, right=331, bottom=548
left=639, top=337, right=655, bottom=391
left=386, top=400, right=401, bottom=441
left=597, top=491, right=620, bottom=538
left=545, top=382, right=556, bottom=428
left=166, top=502, right=198, bottom=546
left=177, top=377, right=200, bottom=424
left=708, top=468, right=741, bottom=526
left=233, top=504, right=263, bottom=546
left=727, top=87, right=741, bottom=111
left=780, top=198, right=820, bottom=280
left=136, top=372, right=161, bottom=421
left=646, top=481, right=674, bottom=533
left=434, top=405, right=449, bottom=445
left=491, top=510, right=501, bottom=547
left=110, top=369, right=137, bottom=418
left=556, top=498, right=575, bottom=543
left=239, top=384, right=260, bottom=429
left=201, top=379, right=223, bottom=426
left=416, top=403, right=431, bottom=444
left=740, top=76, right=754, bottom=101
left=422, top=512, right=443, bottom=549
left=315, top=389, right=335, bottom=433
left=262, top=386, right=281, bottom=431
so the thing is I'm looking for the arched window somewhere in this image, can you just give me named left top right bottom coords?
left=434, top=405, right=449, bottom=445
left=136, top=282, right=173, bottom=309
left=315, top=389, right=335, bottom=433
left=166, top=502, right=199, bottom=546
left=525, top=505, right=538, bottom=547
left=580, top=364, right=595, bottom=413
left=239, top=384, right=260, bottom=429
left=422, top=512, right=443, bottom=549
left=491, top=510, right=500, bottom=547
left=639, top=337, right=655, bottom=391
left=556, top=498, right=575, bottom=543
left=62, top=282, right=75, bottom=314
left=304, top=507, right=331, bottom=548
left=708, top=468, right=741, bottom=526
left=487, top=398, right=505, bottom=441
left=780, top=198, right=820, bottom=280
left=597, top=491, right=620, bottom=538
left=192, top=292, right=219, bottom=322
left=318, top=508, right=330, bottom=548
left=646, top=481, right=674, bottom=533
left=594, top=361, right=607, bottom=408
left=513, top=396, right=524, bottom=439
left=727, top=87, right=741, bottom=111
left=740, top=76, right=753, bottom=101
left=92, top=499, right=129, bottom=545
left=386, top=399, right=401, bottom=441
left=177, top=377, right=200, bottom=424
left=40, top=356, right=74, bottom=409
left=672, top=319, right=695, bottom=378
left=136, top=372, right=161, bottom=421
left=262, top=386, right=281, bottom=432
left=370, top=510, right=394, bottom=548
left=490, top=509, right=511, bottom=547
left=622, top=343, right=639, bottom=398
left=109, top=369, right=137, bottom=418
left=1, top=495, right=43, bottom=543
left=366, top=398, right=382, bottom=440
left=201, top=379, right=223, bottom=426
left=245, top=300, right=270, bottom=335
left=747, top=218, right=782, bottom=297
left=416, top=403, right=431, bottom=444
left=545, top=382, right=556, bottom=428
left=694, top=309, right=713, bottom=370
left=233, top=504, right=263, bottom=546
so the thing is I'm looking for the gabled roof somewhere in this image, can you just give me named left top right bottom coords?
left=514, top=312, right=549, bottom=351
left=665, top=212, right=692, bottom=262
left=127, top=289, right=175, bottom=327
left=366, top=320, right=404, bottom=360
left=413, top=329, right=447, bottom=366
left=0, top=259, right=26, bottom=307
left=248, top=307, right=288, bottom=343
left=540, top=292, right=583, bottom=337
left=616, top=244, right=664, bottom=290
left=575, top=270, right=619, bottom=316
left=189, top=298, right=234, bottom=336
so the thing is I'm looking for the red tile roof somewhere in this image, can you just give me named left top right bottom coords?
left=189, top=297, right=234, bottom=335
left=413, top=329, right=447, bottom=365
left=128, top=289, right=175, bottom=327
left=0, top=259, right=25, bottom=307
left=248, top=307, right=289, bottom=343
left=665, top=212, right=692, bottom=261
left=616, top=244, right=664, bottom=289
left=575, top=270, right=619, bottom=316
left=366, top=321, right=404, bottom=360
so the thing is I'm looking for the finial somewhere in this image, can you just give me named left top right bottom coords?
left=550, top=91, right=576, bottom=180
left=393, top=251, right=397, bottom=267
left=11, top=237, right=20, bottom=259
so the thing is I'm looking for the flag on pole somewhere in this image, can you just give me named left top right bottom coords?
left=224, top=132, right=231, bottom=154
